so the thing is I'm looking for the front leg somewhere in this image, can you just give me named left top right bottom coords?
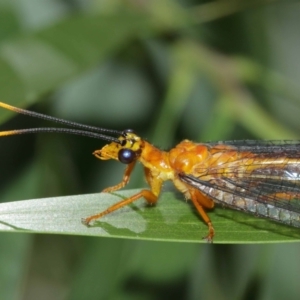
left=82, top=166, right=163, bottom=226
left=102, top=161, right=136, bottom=193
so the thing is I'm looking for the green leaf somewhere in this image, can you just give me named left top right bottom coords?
left=0, top=189, right=299, bottom=243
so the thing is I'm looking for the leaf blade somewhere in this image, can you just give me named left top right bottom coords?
left=0, top=189, right=299, bottom=243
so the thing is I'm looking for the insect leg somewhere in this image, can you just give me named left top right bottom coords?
left=82, top=167, right=162, bottom=226
left=82, top=189, right=158, bottom=226
left=189, top=189, right=215, bottom=242
left=102, top=161, right=136, bottom=193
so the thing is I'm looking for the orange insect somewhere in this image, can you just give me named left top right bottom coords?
left=1, top=101, right=300, bottom=242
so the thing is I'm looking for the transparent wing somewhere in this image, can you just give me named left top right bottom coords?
left=179, top=140, right=300, bottom=224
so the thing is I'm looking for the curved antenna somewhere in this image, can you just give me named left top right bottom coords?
left=0, top=127, right=120, bottom=143
left=0, top=102, right=123, bottom=136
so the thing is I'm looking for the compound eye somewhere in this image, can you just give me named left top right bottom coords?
left=118, top=149, right=136, bottom=164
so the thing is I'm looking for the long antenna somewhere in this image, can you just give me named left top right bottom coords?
left=0, top=102, right=123, bottom=143
left=0, top=127, right=120, bottom=143
left=0, top=102, right=123, bottom=136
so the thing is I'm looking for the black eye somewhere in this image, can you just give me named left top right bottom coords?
left=118, top=149, right=136, bottom=164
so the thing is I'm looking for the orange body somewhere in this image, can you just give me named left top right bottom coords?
left=83, top=132, right=300, bottom=241
left=82, top=132, right=250, bottom=241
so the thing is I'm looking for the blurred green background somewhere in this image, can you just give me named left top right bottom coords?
left=0, top=0, right=300, bottom=299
